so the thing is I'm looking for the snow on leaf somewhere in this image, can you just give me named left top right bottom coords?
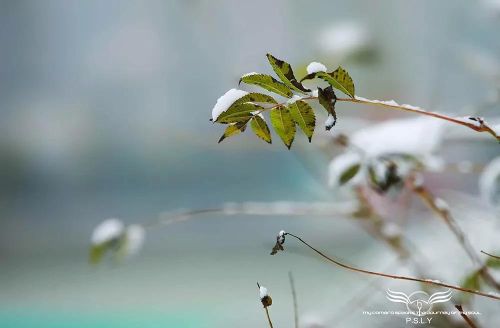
left=302, top=67, right=355, bottom=98
left=91, top=218, right=124, bottom=245
left=239, top=73, right=293, bottom=98
left=266, top=53, right=310, bottom=93
left=328, top=152, right=362, bottom=188
left=212, top=89, right=248, bottom=121
left=306, top=61, right=327, bottom=74
left=270, top=105, right=296, bottom=149
left=216, top=103, right=263, bottom=124
left=288, top=100, right=315, bottom=142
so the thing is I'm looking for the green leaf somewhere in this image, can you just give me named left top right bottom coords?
left=266, top=53, right=310, bottom=93
left=270, top=106, right=296, bottom=149
left=218, top=121, right=248, bottom=143
left=250, top=115, right=272, bottom=143
left=89, top=244, right=106, bottom=264
left=301, top=67, right=355, bottom=98
left=486, top=256, right=500, bottom=269
left=217, top=103, right=263, bottom=123
left=460, top=270, right=481, bottom=302
left=288, top=100, right=315, bottom=142
left=239, top=73, right=293, bottom=98
left=339, top=164, right=361, bottom=185
left=215, top=93, right=276, bottom=123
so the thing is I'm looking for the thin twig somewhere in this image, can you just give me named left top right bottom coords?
left=455, top=305, right=479, bottom=328
left=142, top=201, right=357, bottom=230
left=481, top=250, right=500, bottom=260
left=283, top=232, right=500, bottom=301
left=288, top=271, right=299, bottom=328
left=264, top=307, right=274, bottom=328
left=412, top=185, right=500, bottom=290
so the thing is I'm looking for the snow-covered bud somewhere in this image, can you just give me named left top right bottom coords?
left=271, top=230, right=286, bottom=255
left=258, top=283, right=273, bottom=308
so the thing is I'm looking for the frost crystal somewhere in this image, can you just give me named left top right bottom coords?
left=211, top=89, right=248, bottom=121
left=306, top=62, right=327, bottom=74
left=91, top=218, right=124, bottom=245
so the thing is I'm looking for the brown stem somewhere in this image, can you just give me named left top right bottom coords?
left=288, top=271, right=299, bottom=328
left=264, top=307, right=274, bottom=328
left=337, top=97, right=500, bottom=141
left=481, top=250, right=500, bottom=260
left=284, top=232, right=500, bottom=301
left=455, top=305, right=479, bottom=328
left=412, top=186, right=500, bottom=291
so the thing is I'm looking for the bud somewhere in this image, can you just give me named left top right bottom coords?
left=270, top=230, right=286, bottom=255
left=258, top=283, right=273, bottom=308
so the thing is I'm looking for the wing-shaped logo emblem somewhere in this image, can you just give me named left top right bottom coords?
left=387, top=289, right=452, bottom=316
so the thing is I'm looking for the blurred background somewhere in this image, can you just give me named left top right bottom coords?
left=1, top=0, right=499, bottom=327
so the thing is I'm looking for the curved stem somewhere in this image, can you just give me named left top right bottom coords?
left=284, top=232, right=500, bottom=301
left=288, top=271, right=299, bottom=328
left=264, top=307, right=274, bottom=328
left=481, top=250, right=500, bottom=260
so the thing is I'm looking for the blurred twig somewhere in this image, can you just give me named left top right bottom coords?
left=481, top=250, right=500, bottom=261
left=288, top=271, right=299, bottom=328
left=455, top=305, right=479, bottom=328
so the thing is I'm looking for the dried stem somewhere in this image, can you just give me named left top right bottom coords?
left=142, top=201, right=357, bottom=230
left=264, top=307, right=274, bottom=328
left=283, top=232, right=500, bottom=301
left=481, top=250, right=500, bottom=260
left=455, top=305, right=479, bottom=328
left=412, top=185, right=500, bottom=290
left=288, top=271, right=299, bottom=328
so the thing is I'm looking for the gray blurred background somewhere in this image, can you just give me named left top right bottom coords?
left=1, top=0, right=499, bottom=327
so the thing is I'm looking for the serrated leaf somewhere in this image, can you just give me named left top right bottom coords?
left=218, top=121, right=248, bottom=143
left=339, top=164, right=361, bottom=185
left=301, top=67, right=355, bottom=98
left=215, top=93, right=276, bottom=123
left=250, top=115, right=272, bottom=143
left=288, top=100, right=315, bottom=142
left=266, top=53, right=310, bottom=93
left=239, top=74, right=293, bottom=98
left=217, top=103, right=264, bottom=123
left=270, top=106, right=296, bottom=149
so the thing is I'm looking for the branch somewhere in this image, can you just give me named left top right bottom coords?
left=281, top=232, right=500, bottom=301
left=338, top=96, right=500, bottom=141
left=288, top=271, right=299, bottom=328
left=142, top=201, right=357, bottom=229
left=455, top=305, right=479, bottom=328
left=411, top=183, right=500, bottom=291
left=481, top=250, right=500, bottom=261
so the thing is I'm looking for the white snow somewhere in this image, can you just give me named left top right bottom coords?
left=241, top=72, right=258, bottom=78
left=259, top=286, right=269, bottom=299
left=355, top=96, right=425, bottom=112
left=434, top=198, right=450, bottom=212
left=91, top=218, right=124, bottom=245
left=324, top=114, right=336, bottom=130
left=317, top=22, right=371, bottom=60
left=125, top=224, right=145, bottom=255
left=479, top=156, right=500, bottom=204
left=328, top=152, right=362, bottom=188
left=277, top=230, right=286, bottom=244
left=287, top=95, right=304, bottom=104
left=381, top=222, right=402, bottom=238
left=454, top=116, right=484, bottom=128
left=306, top=62, right=327, bottom=74
left=211, top=89, right=248, bottom=121
left=350, top=117, right=444, bottom=157
left=310, top=89, right=319, bottom=97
